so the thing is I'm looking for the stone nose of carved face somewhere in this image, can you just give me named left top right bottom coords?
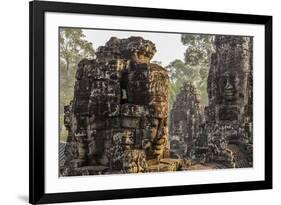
left=225, top=79, right=234, bottom=90
left=121, top=135, right=133, bottom=146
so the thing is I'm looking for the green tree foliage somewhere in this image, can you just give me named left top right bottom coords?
left=59, top=28, right=95, bottom=141
left=167, top=34, right=215, bottom=108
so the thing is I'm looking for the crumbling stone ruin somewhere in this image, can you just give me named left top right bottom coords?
left=61, top=37, right=180, bottom=176
left=205, top=35, right=253, bottom=168
left=168, top=35, right=253, bottom=169
left=61, top=35, right=253, bottom=176
left=169, top=83, right=205, bottom=161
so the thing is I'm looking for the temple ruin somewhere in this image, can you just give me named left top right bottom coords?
left=204, top=35, right=253, bottom=168
left=169, top=35, right=253, bottom=168
left=61, top=35, right=253, bottom=176
left=61, top=37, right=181, bottom=176
left=169, top=83, right=206, bottom=160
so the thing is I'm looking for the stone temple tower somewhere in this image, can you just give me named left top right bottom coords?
left=61, top=37, right=180, bottom=176
left=169, top=82, right=205, bottom=159
left=205, top=35, right=253, bottom=168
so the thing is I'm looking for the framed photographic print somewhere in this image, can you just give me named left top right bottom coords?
left=29, top=0, right=272, bottom=204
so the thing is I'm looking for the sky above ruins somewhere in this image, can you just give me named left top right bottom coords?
left=83, top=29, right=186, bottom=66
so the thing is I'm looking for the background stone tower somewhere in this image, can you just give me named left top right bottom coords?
left=169, top=82, right=205, bottom=159
left=205, top=35, right=253, bottom=168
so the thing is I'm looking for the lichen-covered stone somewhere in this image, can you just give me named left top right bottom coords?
left=169, top=83, right=205, bottom=160
left=61, top=36, right=172, bottom=176
left=61, top=35, right=253, bottom=175
left=205, top=36, right=253, bottom=168
left=108, top=131, right=147, bottom=173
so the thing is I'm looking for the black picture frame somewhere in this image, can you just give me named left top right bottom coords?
left=29, top=0, right=272, bottom=204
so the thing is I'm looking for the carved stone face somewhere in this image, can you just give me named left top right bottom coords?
left=113, top=131, right=134, bottom=150
left=222, top=73, right=236, bottom=100
left=121, top=134, right=134, bottom=150
left=147, top=127, right=158, bottom=141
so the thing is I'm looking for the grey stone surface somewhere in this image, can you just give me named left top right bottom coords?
left=61, top=37, right=173, bottom=176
